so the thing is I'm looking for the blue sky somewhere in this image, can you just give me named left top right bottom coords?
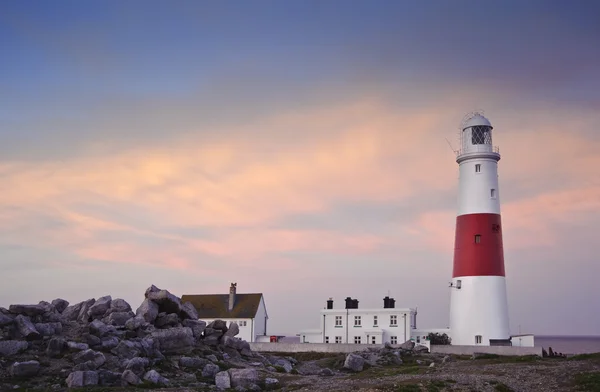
left=1, top=0, right=599, bottom=336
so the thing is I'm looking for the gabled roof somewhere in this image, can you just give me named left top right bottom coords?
left=181, top=293, right=263, bottom=319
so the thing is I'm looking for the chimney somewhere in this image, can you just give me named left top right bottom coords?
left=228, top=283, right=237, bottom=311
left=344, top=297, right=353, bottom=309
left=389, top=297, right=395, bottom=309
left=326, top=298, right=333, bottom=310
left=383, top=296, right=390, bottom=308
left=353, top=299, right=359, bottom=309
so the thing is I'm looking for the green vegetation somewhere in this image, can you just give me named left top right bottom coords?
left=266, top=351, right=341, bottom=362
left=472, top=354, right=540, bottom=364
left=573, top=371, right=600, bottom=392
left=427, top=333, right=451, bottom=345
left=569, top=353, right=600, bottom=362
left=315, top=354, right=346, bottom=369
left=493, top=383, right=515, bottom=392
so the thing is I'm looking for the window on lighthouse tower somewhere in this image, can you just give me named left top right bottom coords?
left=475, top=164, right=481, bottom=173
left=474, top=234, right=481, bottom=243
left=471, top=126, right=492, bottom=145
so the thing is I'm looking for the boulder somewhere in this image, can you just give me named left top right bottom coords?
left=34, top=322, right=62, bottom=336
left=61, top=302, right=84, bottom=321
left=144, top=284, right=161, bottom=298
left=155, top=313, right=180, bottom=328
left=87, top=296, right=112, bottom=320
left=8, top=304, right=46, bottom=317
left=414, top=344, right=429, bottom=353
left=0, top=340, right=28, bottom=357
left=202, top=363, right=220, bottom=379
left=15, top=315, right=41, bottom=340
left=143, top=369, right=169, bottom=385
left=10, top=360, right=40, bottom=377
left=215, top=371, right=231, bottom=389
left=46, top=337, right=68, bottom=358
left=274, top=358, right=293, bottom=373
left=140, top=337, right=163, bottom=359
left=125, top=316, right=146, bottom=330
left=105, top=311, right=134, bottom=326
left=146, top=289, right=182, bottom=314
left=100, top=336, right=120, bottom=351
left=77, top=299, right=96, bottom=323
left=73, top=349, right=106, bottom=369
left=98, top=370, right=122, bottom=386
left=89, top=319, right=114, bottom=337
left=151, top=326, right=194, bottom=354
left=343, top=353, right=365, bottom=372
left=67, top=341, right=89, bottom=352
left=179, top=356, right=208, bottom=369
left=51, top=298, right=69, bottom=313
left=182, top=319, right=207, bottom=338
left=228, top=368, right=259, bottom=388
left=109, top=298, right=132, bottom=313
left=319, top=368, right=334, bottom=376
left=66, top=371, right=99, bottom=388
left=208, top=319, right=228, bottom=332
left=179, top=301, right=198, bottom=320
left=399, top=340, right=415, bottom=351
left=265, top=378, right=280, bottom=390
left=0, top=313, right=14, bottom=327
left=135, top=299, right=159, bottom=324
left=122, top=369, right=141, bottom=385
left=111, top=340, right=141, bottom=359
left=224, top=322, right=240, bottom=337
left=125, top=357, right=149, bottom=376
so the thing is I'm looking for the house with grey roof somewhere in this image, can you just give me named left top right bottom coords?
left=182, top=283, right=268, bottom=342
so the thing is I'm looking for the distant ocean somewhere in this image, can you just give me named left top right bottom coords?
left=535, top=335, right=600, bottom=355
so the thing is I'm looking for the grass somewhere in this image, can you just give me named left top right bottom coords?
left=315, top=354, right=346, bottom=369
left=493, top=383, right=515, bottom=392
left=266, top=351, right=342, bottom=362
left=349, top=365, right=427, bottom=379
left=573, top=371, right=600, bottom=392
left=471, top=354, right=541, bottom=364
left=570, top=353, right=600, bottom=362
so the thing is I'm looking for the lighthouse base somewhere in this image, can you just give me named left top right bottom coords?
left=449, top=275, right=510, bottom=346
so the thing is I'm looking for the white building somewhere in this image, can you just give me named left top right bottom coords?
left=299, top=296, right=418, bottom=345
left=182, top=283, right=268, bottom=343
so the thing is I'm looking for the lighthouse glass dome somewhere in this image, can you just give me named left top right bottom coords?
left=457, top=113, right=499, bottom=159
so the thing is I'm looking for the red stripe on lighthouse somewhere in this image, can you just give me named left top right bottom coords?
left=452, top=213, right=505, bottom=278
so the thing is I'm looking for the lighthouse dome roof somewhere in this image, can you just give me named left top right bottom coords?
left=462, top=113, right=492, bottom=129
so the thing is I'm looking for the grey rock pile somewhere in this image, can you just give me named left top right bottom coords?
left=0, top=285, right=284, bottom=391
left=342, top=340, right=431, bottom=372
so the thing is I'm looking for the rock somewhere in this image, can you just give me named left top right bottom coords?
left=275, top=358, right=293, bottom=373
left=66, top=371, right=99, bottom=387
left=414, top=344, right=429, bottom=353
left=125, top=357, right=149, bottom=376
left=14, top=315, right=41, bottom=340
left=10, top=360, right=40, bottom=377
left=429, top=362, right=435, bottom=367
left=343, top=353, right=365, bottom=372
left=264, top=378, right=280, bottom=390
left=204, top=329, right=223, bottom=345
left=208, top=319, right=228, bottom=332
left=109, top=298, right=132, bottom=313
left=155, top=313, right=180, bottom=328
left=229, top=368, right=259, bottom=388
left=146, top=289, right=182, bottom=314
left=135, top=299, right=159, bottom=324
left=319, top=368, right=334, bottom=376
left=51, top=299, right=69, bottom=313
left=34, top=322, right=62, bottom=336
left=122, top=369, right=141, bottom=385
left=100, top=336, right=120, bottom=351
left=207, top=354, right=218, bottom=362
left=0, top=313, right=14, bottom=327
left=139, top=337, right=163, bottom=359
left=202, top=363, right=220, bottom=379
left=73, top=349, right=106, bottom=369
left=111, top=340, right=141, bottom=359
left=144, top=284, right=161, bottom=298
left=442, top=355, right=452, bottom=364
left=46, top=337, right=68, bottom=358
left=89, top=319, right=114, bottom=337
left=0, top=341, right=28, bottom=357
left=182, top=319, right=207, bottom=338
left=77, top=299, right=96, bottom=323
left=399, top=340, right=415, bottom=351
left=125, top=316, right=146, bottom=330
left=179, top=301, right=198, bottom=320
left=88, top=296, right=112, bottom=320
left=151, top=326, right=194, bottom=354
left=61, top=302, right=84, bottom=321
left=224, top=322, right=240, bottom=337
left=83, top=333, right=102, bottom=348
left=8, top=304, right=46, bottom=317
left=143, top=369, right=169, bottom=385
left=106, top=311, right=134, bottom=326
left=215, top=371, right=231, bottom=389
left=180, top=356, right=208, bottom=369
left=67, top=342, right=89, bottom=352
left=98, top=370, right=122, bottom=386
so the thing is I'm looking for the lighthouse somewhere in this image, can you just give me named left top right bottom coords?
left=449, top=112, right=510, bottom=346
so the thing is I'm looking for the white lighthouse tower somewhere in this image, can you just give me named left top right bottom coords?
left=448, top=112, right=511, bottom=346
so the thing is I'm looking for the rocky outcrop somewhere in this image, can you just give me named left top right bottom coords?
left=0, top=284, right=286, bottom=392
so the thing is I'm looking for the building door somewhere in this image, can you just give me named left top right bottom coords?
left=372, top=336, right=376, bottom=344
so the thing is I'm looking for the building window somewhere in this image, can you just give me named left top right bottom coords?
left=390, top=336, right=397, bottom=344
left=325, top=336, right=329, bottom=343
left=335, top=316, right=342, bottom=327
left=456, top=279, right=462, bottom=289
left=335, top=336, right=342, bottom=344
left=475, top=335, right=482, bottom=344
left=354, top=316, right=361, bottom=327
left=417, top=336, right=420, bottom=343
left=354, top=336, right=362, bottom=344
left=475, top=164, right=481, bottom=173
left=372, top=336, right=376, bottom=344
left=474, top=234, right=481, bottom=243
left=491, top=188, right=496, bottom=199
left=390, top=315, right=397, bottom=326
left=373, top=316, right=378, bottom=327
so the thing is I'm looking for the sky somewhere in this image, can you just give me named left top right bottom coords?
left=1, top=0, right=599, bottom=337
